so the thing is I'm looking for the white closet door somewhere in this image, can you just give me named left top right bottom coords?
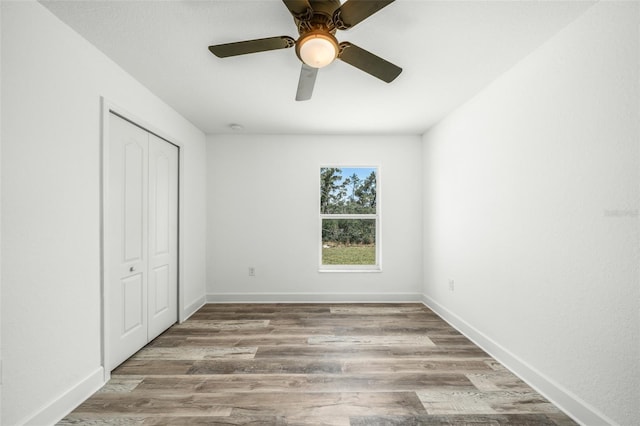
left=107, top=113, right=149, bottom=370
left=107, top=113, right=179, bottom=371
left=147, top=134, right=178, bottom=340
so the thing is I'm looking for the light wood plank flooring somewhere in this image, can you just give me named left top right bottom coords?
left=59, top=303, right=577, bottom=425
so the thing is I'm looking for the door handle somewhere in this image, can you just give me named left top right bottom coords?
left=129, top=266, right=135, bottom=272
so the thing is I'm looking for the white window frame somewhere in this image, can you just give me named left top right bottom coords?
left=319, top=165, right=381, bottom=272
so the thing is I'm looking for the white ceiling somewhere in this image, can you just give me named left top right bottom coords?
left=40, top=0, right=594, bottom=135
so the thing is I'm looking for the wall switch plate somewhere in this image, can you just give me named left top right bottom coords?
left=448, top=279, right=455, bottom=291
left=248, top=267, right=255, bottom=276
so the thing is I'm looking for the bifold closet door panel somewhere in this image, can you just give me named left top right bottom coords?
left=147, top=133, right=178, bottom=341
left=107, top=113, right=150, bottom=371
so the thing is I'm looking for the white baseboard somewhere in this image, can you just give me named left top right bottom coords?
left=22, top=367, right=105, bottom=426
left=206, top=292, right=423, bottom=303
left=181, top=295, right=206, bottom=323
left=422, top=294, right=616, bottom=426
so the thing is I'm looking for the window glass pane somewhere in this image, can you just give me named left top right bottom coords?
left=322, top=219, right=376, bottom=265
left=320, top=167, right=376, bottom=214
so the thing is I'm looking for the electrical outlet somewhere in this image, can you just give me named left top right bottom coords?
left=448, top=279, right=455, bottom=291
left=248, top=267, right=255, bottom=277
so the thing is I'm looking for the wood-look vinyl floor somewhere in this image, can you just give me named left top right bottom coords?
left=59, top=304, right=577, bottom=425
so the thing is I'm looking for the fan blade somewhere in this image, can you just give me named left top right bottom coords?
left=208, top=36, right=295, bottom=58
left=333, top=0, right=395, bottom=30
left=282, top=0, right=313, bottom=20
left=295, top=64, right=318, bottom=101
left=338, top=42, right=402, bottom=83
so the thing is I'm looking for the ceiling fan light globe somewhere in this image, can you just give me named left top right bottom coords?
left=299, top=34, right=338, bottom=68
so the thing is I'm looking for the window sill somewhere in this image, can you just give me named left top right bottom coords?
left=318, top=267, right=382, bottom=273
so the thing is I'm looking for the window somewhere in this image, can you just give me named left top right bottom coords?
left=320, top=167, right=380, bottom=271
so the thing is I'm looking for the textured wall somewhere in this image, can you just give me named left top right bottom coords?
left=206, top=134, right=423, bottom=302
left=422, top=2, right=639, bottom=424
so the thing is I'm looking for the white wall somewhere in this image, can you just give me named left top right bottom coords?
left=1, top=2, right=206, bottom=425
left=0, top=1, right=3, bottom=419
left=422, top=2, right=639, bottom=425
left=207, top=134, right=423, bottom=302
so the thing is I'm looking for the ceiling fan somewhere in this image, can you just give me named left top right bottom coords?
left=208, top=0, right=402, bottom=101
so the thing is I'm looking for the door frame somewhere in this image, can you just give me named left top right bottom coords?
left=100, top=98, right=184, bottom=381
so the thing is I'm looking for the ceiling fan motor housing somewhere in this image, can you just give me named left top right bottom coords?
left=293, top=0, right=340, bottom=34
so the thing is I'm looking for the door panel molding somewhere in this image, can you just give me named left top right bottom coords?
left=122, top=274, right=144, bottom=334
left=123, top=141, right=146, bottom=263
